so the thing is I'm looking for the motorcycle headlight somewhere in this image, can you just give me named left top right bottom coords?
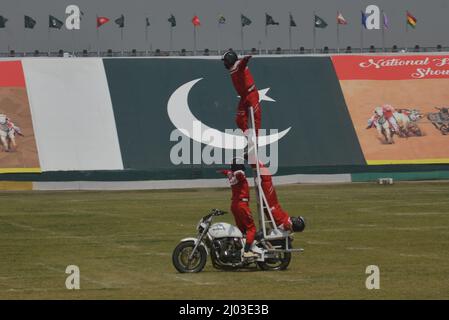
left=196, top=221, right=206, bottom=233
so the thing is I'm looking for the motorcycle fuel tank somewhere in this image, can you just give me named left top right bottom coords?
left=208, top=223, right=243, bottom=239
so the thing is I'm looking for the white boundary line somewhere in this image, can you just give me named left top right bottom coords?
left=32, top=173, right=351, bottom=191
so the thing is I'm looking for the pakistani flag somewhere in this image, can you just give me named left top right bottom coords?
left=218, top=14, right=226, bottom=24
left=49, top=15, right=64, bottom=29
left=289, top=13, right=297, bottom=27
left=241, top=14, right=252, bottom=27
left=24, top=15, right=36, bottom=29
left=265, top=13, right=279, bottom=26
left=314, top=15, right=328, bottom=28
left=0, top=15, right=8, bottom=28
left=168, top=14, right=176, bottom=27
left=115, top=14, right=125, bottom=28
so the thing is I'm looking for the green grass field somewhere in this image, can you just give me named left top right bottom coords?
left=1, top=182, right=448, bottom=299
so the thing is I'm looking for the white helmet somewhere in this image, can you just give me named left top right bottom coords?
left=0, top=114, right=7, bottom=125
left=374, top=107, right=383, bottom=117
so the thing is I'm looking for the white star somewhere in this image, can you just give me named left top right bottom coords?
left=237, top=87, right=275, bottom=102
left=258, top=88, right=275, bottom=102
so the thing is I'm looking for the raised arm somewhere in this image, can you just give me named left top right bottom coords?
left=239, top=55, right=252, bottom=69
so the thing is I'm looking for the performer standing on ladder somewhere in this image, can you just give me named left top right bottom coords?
left=222, top=50, right=262, bottom=136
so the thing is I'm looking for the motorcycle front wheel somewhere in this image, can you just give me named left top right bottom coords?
left=172, top=241, right=207, bottom=273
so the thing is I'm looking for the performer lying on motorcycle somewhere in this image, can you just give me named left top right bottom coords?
left=243, top=153, right=305, bottom=233
left=256, top=162, right=305, bottom=233
left=218, top=159, right=259, bottom=258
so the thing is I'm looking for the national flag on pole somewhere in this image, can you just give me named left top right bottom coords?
left=49, top=15, right=64, bottom=29
left=337, top=12, right=347, bottom=25
left=265, top=13, right=279, bottom=26
left=0, top=15, right=8, bottom=28
left=192, top=15, right=200, bottom=26
left=241, top=14, right=252, bottom=27
left=218, top=14, right=226, bottom=24
left=383, top=11, right=389, bottom=29
left=168, top=14, right=176, bottom=27
left=406, top=11, right=417, bottom=28
left=361, top=11, right=368, bottom=29
left=145, top=17, right=150, bottom=27
left=289, top=13, right=297, bottom=27
left=314, top=15, right=327, bottom=28
left=24, top=15, right=36, bottom=29
left=115, top=14, right=125, bottom=28
left=97, top=16, right=110, bottom=28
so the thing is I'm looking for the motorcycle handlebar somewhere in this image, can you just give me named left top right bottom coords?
left=211, top=209, right=227, bottom=216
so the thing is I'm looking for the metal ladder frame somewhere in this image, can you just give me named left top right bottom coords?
left=248, top=106, right=302, bottom=253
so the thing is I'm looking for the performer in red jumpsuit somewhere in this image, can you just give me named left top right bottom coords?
left=222, top=50, right=261, bottom=136
left=250, top=161, right=305, bottom=232
left=219, top=161, right=258, bottom=258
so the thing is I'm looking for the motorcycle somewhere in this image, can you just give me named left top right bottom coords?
left=172, top=209, right=301, bottom=273
left=427, top=107, right=449, bottom=135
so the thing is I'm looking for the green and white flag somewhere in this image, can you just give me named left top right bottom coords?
left=241, top=14, right=252, bottom=27
left=314, top=15, right=328, bottom=28
left=24, top=15, right=36, bottom=29
left=0, top=16, right=8, bottom=28
left=49, top=15, right=64, bottom=29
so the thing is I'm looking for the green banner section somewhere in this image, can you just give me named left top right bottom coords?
left=103, top=57, right=365, bottom=174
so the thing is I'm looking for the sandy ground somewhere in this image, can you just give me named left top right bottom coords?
left=0, top=87, right=40, bottom=169
left=340, top=79, right=449, bottom=163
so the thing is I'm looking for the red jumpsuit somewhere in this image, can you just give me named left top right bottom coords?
left=228, top=56, right=261, bottom=134
left=220, top=169, right=256, bottom=245
left=251, top=163, right=292, bottom=230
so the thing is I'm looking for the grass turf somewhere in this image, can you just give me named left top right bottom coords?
left=0, top=182, right=448, bottom=299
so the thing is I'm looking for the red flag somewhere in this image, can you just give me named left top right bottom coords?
left=192, top=15, right=200, bottom=26
left=337, top=12, right=348, bottom=25
left=97, top=16, right=110, bottom=28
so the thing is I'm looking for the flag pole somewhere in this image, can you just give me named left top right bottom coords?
left=72, top=29, right=75, bottom=55
left=145, top=22, right=148, bottom=54
left=217, top=19, right=221, bottom=55
left=288, top=24, right=292, bottom=52
left=241, top=23, right=244, bottom=54
left=337, top=12, right=340, bottom=53
left=193, top=25, right=197, bottom=55
left=47, top=25, right=50, bottom=56
left=169, top=26, right=173, bottom=52
left=360, top=12, right=364, bottom=53
left=96, top=14, right=100, bottom=56
left=405, top=12, right=408, bottom=51
left=381, top=10, right=385, bottom=52
left=121, top=28, right=124, bottom=55
left=313, top=12, right=316, bottom=54
left=265, top=24, right=268, bottom=54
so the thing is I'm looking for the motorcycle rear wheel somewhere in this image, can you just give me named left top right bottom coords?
left=257, top=251, right=292, bottom=271
left=172, top=241, right=207, bottom=273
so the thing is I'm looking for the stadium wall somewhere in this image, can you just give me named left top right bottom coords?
left=0, top=55, right=448, bottom=190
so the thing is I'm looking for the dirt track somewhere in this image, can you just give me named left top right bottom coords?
left=0, top=87, right=39, bottom=169
left=340, top=79, right=449, bottom=163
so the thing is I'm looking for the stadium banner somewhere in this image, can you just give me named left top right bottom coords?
left=1, top=55, right=448, bottom=183
left=0, top=61, right=40, bottom=173
left=332, top=55, right=449, bottom=165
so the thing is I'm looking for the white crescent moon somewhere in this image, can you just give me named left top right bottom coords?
left=167, top=78, right=291, bottom=150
